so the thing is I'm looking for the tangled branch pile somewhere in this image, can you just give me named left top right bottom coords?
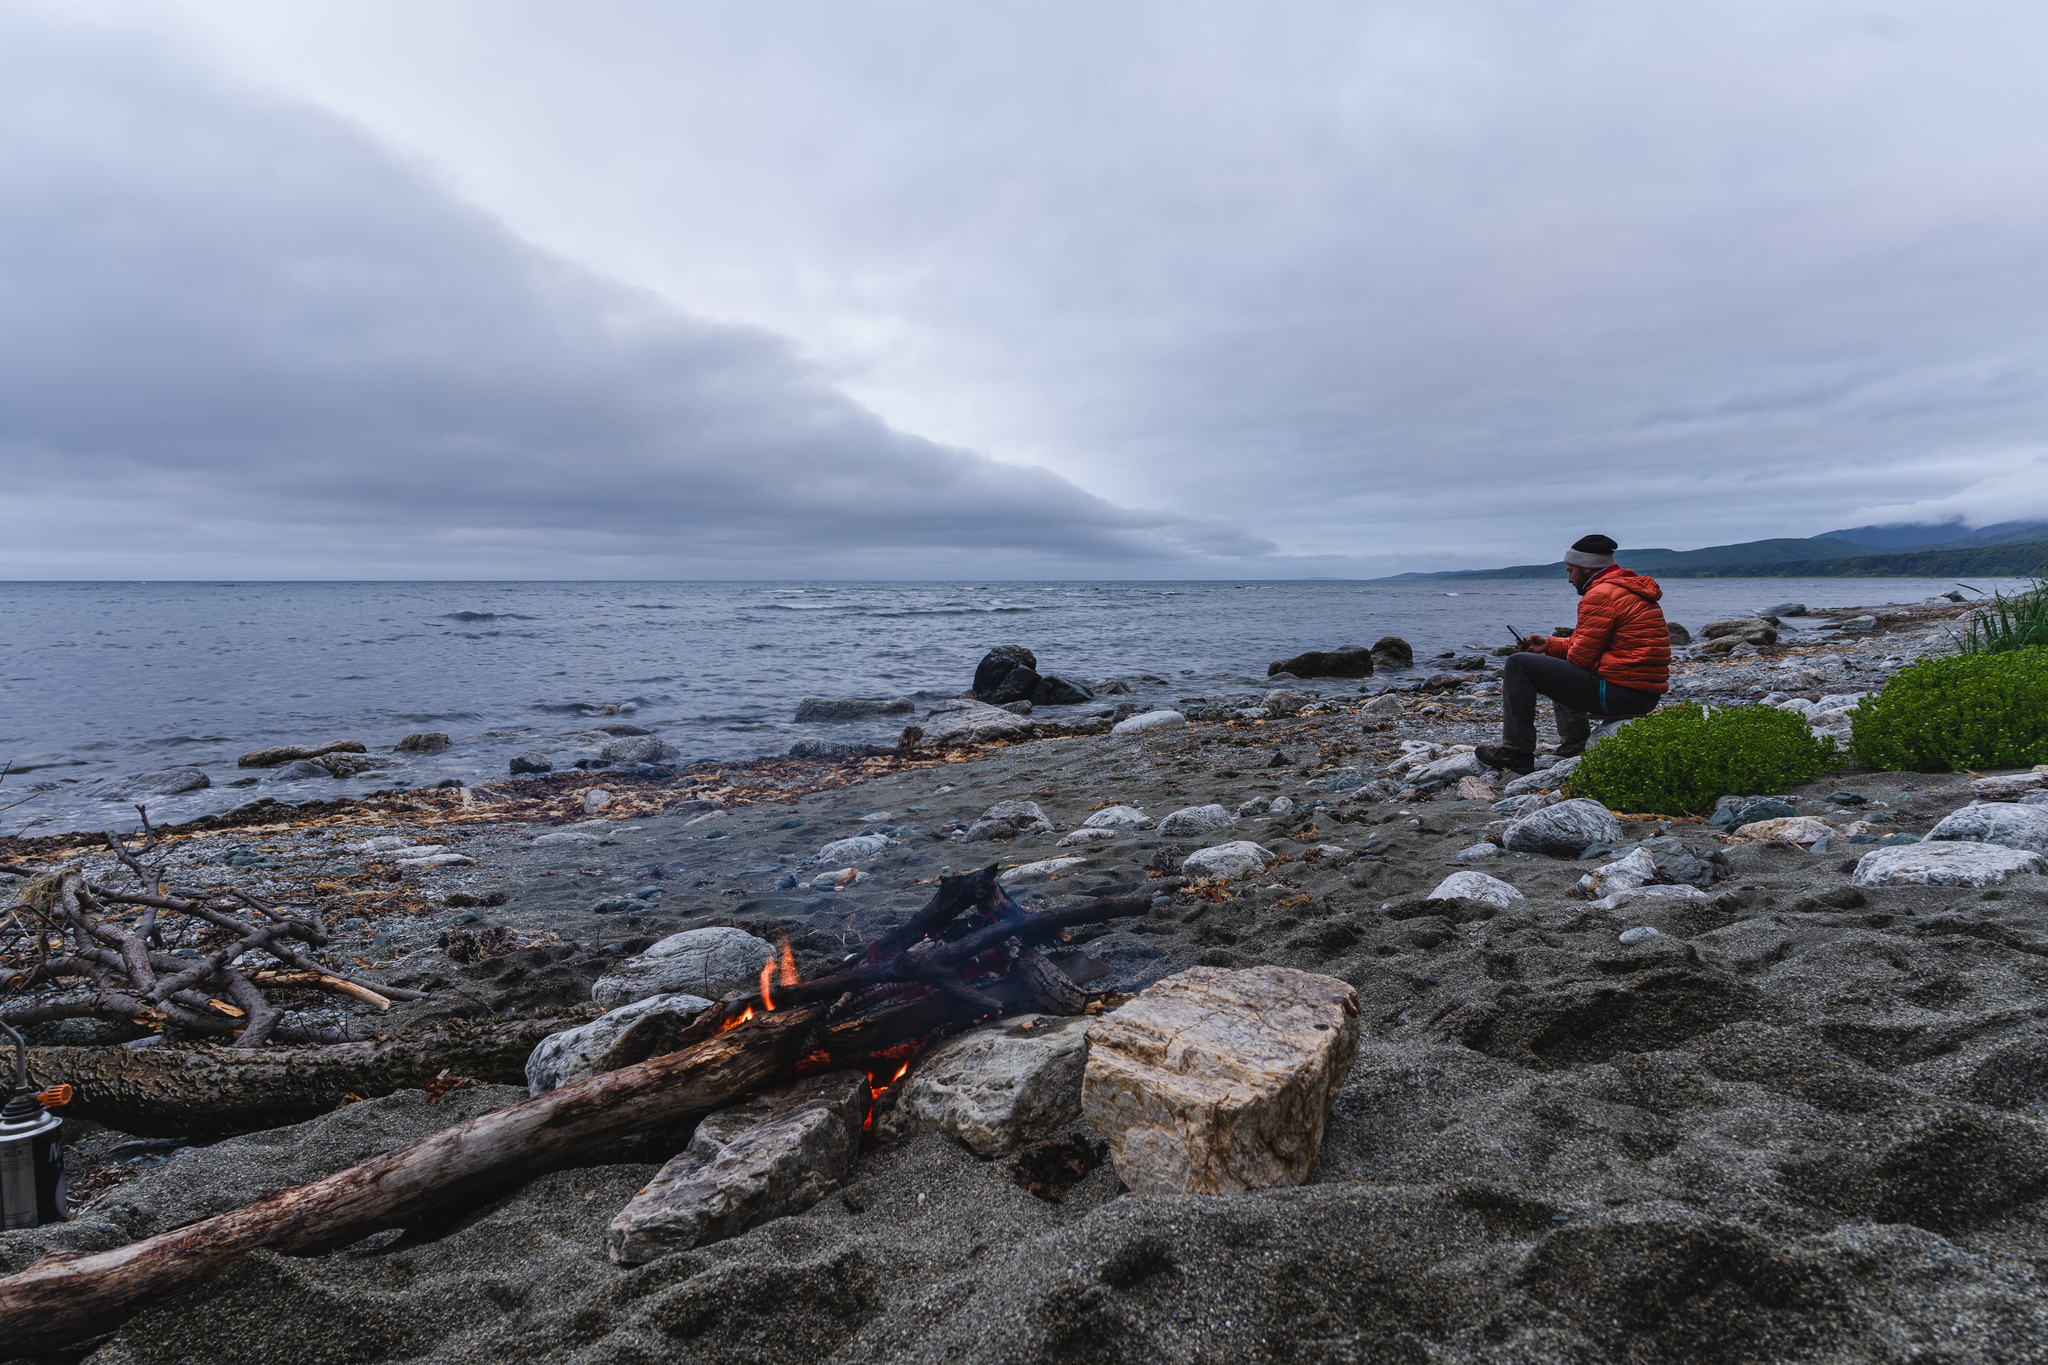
left=1, top=821, right=425, bottom=1047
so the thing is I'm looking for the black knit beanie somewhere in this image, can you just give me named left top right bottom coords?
left=1564, top=534, right=1617, bottom=569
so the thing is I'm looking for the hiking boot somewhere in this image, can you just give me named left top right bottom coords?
left=1551, top=743, right=1585, bottom=759
left=1475, top=744, right=1536, bottom=774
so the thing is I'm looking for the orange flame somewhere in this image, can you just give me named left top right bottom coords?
left=758, top=933, right=800, bottom=1010
left=719, top=1006, right=756, bottom=1032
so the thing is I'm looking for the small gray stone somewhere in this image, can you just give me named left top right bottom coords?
left=1110, top=710, right=1185, bottom=735
left=1411, top=752, right=1483, bottom=785
left=1453, top=843, right=1501, bottom=863
left=816, top=833, right=892, bottom=863
left=1618, top=926, right=1661, bottom=945
left=607, top=1070, right=868, bottom=1263
left=584, top=788, right=611, bottom=815
left=1838, top=615, right=1878, bottom=632
left=1502, top=798, right=1622, bottom=857
left=1362, top=693, right=1404, bottom=718
left=509, top=750, right=553, bottom=775
left=1181, top=841, right=1277, bottom=881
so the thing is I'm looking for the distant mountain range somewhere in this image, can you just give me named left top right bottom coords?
left=1383, top=520, right=2048, bottom=581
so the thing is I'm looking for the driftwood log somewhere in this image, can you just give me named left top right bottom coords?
left=0, top=867, right=1153, bottom=1359
left=23, top=1016, right=584, bottom=1136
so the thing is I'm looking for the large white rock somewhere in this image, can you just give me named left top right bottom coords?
left=607, top=1070, right=867, bottom=1264
left=1502, top=755, right=1579, bottom=798
left=1411, top=751, right=1484, bottom=785
left=1158, top=804, right=1235, bottom=836
left=1180, top=841, right=1277, bottom=881
left=1927, top=802, right=2048, bottom=854
left=1973, top=773, right=2047, bottom=801
left=1851, top=842, right=2046, bottom=888
left=998, top=856, right=1089, bottom=884
left=1111, top=710, right=1186, bottom=735
left=896, top=1014, right=1092, bottom=1156
left=1427, top=870, right=1525, bottom=910
left=1502, top=798, right=1621, bottom=856
left=524, top=993, right=714, bottom=1095
left=815, top=833, right=893, bottom=863
left=1082, top=966, right=1361, bottom=1195
left=1082, top=804, right=1152, bottom=829
left=591, top=927, right=775, bottom=1008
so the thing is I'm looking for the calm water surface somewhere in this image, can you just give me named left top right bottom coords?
left=0, top=577, right=2017, bottom=833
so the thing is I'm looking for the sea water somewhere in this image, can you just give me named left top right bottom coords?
left=0, top=577, right=2018, bottom=834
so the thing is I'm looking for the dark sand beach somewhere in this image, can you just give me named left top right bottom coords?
left=4, top=598, right=2046, bottom=1363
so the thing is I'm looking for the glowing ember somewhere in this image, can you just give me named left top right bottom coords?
left=719, top=1006, right=756, bottom=1032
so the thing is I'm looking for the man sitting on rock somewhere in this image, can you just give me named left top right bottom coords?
left=1476, top=534, right=1670, bottom=774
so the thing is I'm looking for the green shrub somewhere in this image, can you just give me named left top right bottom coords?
left=1847, top=645, right=2048, bottom=771
left=1565, top=701, right=1842, bottom=815
left=1953, top=578, right=2048, bottom=655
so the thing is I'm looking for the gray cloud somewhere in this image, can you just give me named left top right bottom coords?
left=0, top=10, right=1277, bottom=578
left=7, top=3, right=2048, bottom=577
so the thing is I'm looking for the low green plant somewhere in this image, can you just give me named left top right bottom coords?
left=1565, top=701, right=1842, bottom=815
left=1952, top=578, right=2048, bottom=655
left=1847, top=645, right=2048, bottom=771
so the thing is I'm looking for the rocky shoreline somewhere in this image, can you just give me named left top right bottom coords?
left=4, top=595, right=2046, bottom=1363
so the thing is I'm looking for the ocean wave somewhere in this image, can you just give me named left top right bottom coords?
left=627, top=604, right=681, bottom=610
left=442, top=611, right=537, bottom=621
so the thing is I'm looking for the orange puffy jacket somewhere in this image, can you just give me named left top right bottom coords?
left=1536, top=566, right=1671, bottom=694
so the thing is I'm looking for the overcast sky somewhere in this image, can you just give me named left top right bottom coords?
left=5, top=1, right=2047, bottom=579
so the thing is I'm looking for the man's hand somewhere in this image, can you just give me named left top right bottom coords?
left=1522, top=635, right=1549, bottom=653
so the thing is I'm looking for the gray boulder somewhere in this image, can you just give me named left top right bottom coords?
left=1370, top=636, right=1414, bottom=669
left=591, top=927, right=776, bottom=1008
left=793, top=697, right=914, bottom=722
left=1362, top=693, right=1404, bottom=718
left=599, top=735, right=681, bottom=764
left=509, top=751, right=553, bottom=775
left=816, top=833, right=893, bottom=862
left=1502, top=798, right=1622, bottom=856
left=788, top=739, right=876, bottom=759
left=1667, top=622, right=1693, bottom=646
left=1703, top=617, right=1777, bottom=639
left=1410, top=752, right=1484, bottom=786
left=921, top=698, right=1037, bottom=747
left=1502, top=755, right=1578, bottom=797
left=1158, top=803, right=1235, bottom=836
left=394, top=732, right=451, bottom=753
left=1762, top=602, right=1807, bottom=617
left=1263, top=689, right=1311, bottom=717
left=525, top=992, right=714, bottom=1095
left=896, top=1014, right=1091, bottom=1156
left=93, top=767, right=211, bottom=799
left=316, top=752, right=387, bottom=778
left=607, top=1070, right=867, bottom=1263
left=972, top=645, right=1037, bottom=699
left=266, top=760, right=329, bottom=781
left=1268, top=648, right=1373, bottom=679
left=1031, top=675, right=1094, bottom=706
left=1927, top=802, right=2048, bottom=855
left=964, top=800, right=1054, bottom=842
left=1852, top=842, right=2045, bottom=888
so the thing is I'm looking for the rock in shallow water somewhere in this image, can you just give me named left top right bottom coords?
left=1082, top=965, right=1360, bottom=1195
left=607, top=1070, right=868, bottom=1263
left=394, top=731, right=451, bottom=752
left=591, top=927, right=775, bottom=1008
left=897, top=1014, right=1091, bottom=1156
left=509, top=750, right=553, bottom=774
left=235, top=739, right=365, bottom=768
left=793, top=696, right=914, bottom=722
left=92, top=766, right=211, bottom=799
left=599, top=735, right=680, bottom=764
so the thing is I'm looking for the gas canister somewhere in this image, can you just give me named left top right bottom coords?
left=0, top=1022, right=66, bottom=1228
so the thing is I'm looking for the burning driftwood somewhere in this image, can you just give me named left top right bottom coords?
left=0, top=866, right=1153, bottom=1359
left=1, top=823, right=428, bottom=1048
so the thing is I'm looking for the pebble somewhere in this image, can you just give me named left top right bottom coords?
left=1617, top=926, right=1660, bottom=945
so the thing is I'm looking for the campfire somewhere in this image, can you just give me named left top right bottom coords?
left=0, top=864, right=1157, bottom=1358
